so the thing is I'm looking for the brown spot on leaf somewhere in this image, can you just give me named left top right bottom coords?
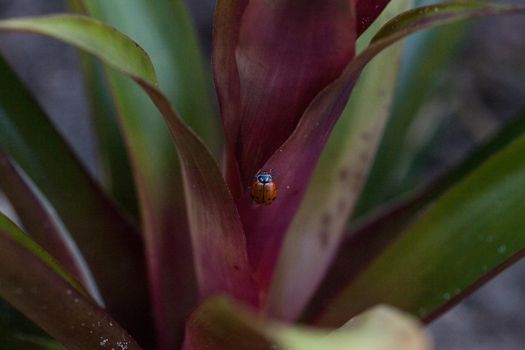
left=319, top=230, right=329, bottom=248
left=361, top=130, right=372, bottom=141
left=339, top=168, right=349, bottom=182
left=337, top=198, right=347, bottom=214
left=321, top=213, right=331, bottom=227
left=359, top=151, right=370, bottom=163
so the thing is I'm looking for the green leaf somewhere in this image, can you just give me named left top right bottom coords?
left=0, top=212, right=141, bottom=350
left=81, top=0, right=219, bottom=150
left=138, top=82, right=258, bottom=303
left=79, top=55, right=140, bottom=219
left=0, top=52, right=150, bottom=341
left=185, top=298, right=274, bottom=350
left=304, top=108, right=525, bottom=325
left=357, top=20, right=467, bottom=216
left=0, top=16, right=259, bottom=348
left=0, top=16, right=156, bottom=84
left=242, top=1, right=524, bottom=299
left=95, top=59, right=194, bottom=350
left=186, top=297, right=431, bottom=350
left=0, top=327, right=65, bottom=350
left=75, top=1, right=219, bottom=345
left=274, top=306, right=431, bottom=350
left=268, top=0, right=413, bottom=321
left=0, top=148, right=100, bottom=301
left=0, top=299, right=49, bottom=342
left=311, top=129, right=525, bottom=326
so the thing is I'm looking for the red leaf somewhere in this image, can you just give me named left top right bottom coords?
left=137, top=82, right=259, bottom=307
left=356, top=0, right=391, bottom=35
left=238, top=0, right=525, bottom=298
left=0, top=148, right=99, bottom=300
left=0, top=51, right=151, bottom=343
left=238, top=74, right=360, bottom=294
left=0, top=14, right=259, bottom=346
left=213, top=0, right=249, bottom=198
left=0, top=216, right=142, bottom=350
left=214, top=1, right=357, bottom=190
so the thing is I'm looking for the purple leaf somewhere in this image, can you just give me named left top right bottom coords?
left=184, top=298, right=273, bottom=350
left=266, top=0, right=412, bottom=322
left=138, top=82, right=259, bottom=306
left=0, top=47, right=150, bottom=343
left=216, top=1, right=357, bottom=297
left=0, top=14, right=259, bottom=344
left=213, top=0, right=357, bottom=191
left=238, top=0, right=525, bottom=299
left=0, top=214, right=141, bottom=350
left=0, top=148, right=99, bottom=301
left=356, top=0, right=391, bottom=35
left=72, top=3, right=199, bottom=347
left=213, top=0, right=249, bottom=198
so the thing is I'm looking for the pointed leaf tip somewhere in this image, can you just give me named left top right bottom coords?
left=0, top=15, right=157, bottom=86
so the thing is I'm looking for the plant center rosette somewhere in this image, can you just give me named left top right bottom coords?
left=213, top=0, right=390, bottom=297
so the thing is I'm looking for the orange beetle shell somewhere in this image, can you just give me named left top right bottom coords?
left=251, top=181, right=277, bottom=205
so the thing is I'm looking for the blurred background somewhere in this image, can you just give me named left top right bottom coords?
left=0, top=0, right=524, bottom=348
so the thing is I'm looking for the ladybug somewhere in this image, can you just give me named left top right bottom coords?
left=251, top=171, right=277, bottom=205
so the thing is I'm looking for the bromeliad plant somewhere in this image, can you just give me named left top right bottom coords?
left=0, top=0, right=524, bottom=349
